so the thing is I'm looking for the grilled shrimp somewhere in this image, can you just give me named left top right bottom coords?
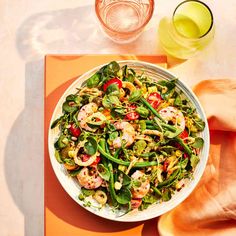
left=113, top=122, right=135, bottom=148
left=77, top=103, right=98, bottom=131
left=131, top=170, right=150, bottom=198
left=159, top=106, right=185, bottom=130
left=77, top=167, right=103, bottom=189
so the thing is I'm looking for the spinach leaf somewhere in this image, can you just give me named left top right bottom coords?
left=162, top=189, right=172, bottom=201
left=87, top=73, right=101, bottom=88
left=135, top=107, right=149, bottom=118
left=128, top=90, right=142, bottom=103
left=81, top=188, right=95, bottom=197
left=106, top=83, right=120, bottom=96
left=193, top=117, right=205, bottom=131
left=97, top=164, right=110, bottom=181
left=100, top=61, right=120, bottom=77
left=191, top=137, right=204, bottom=148
left=190, top=154, right=200, bottom=168
left=158, top=79, right=177, bottom=100
left=84, top=137, right=97, bottom=155
left=55, top=150, right=63, bottom=163
left=102, top=95, right=120, bottom=109
left=62, top=101, right=78, bottom=113
left=116, top=187, right=132, bottom=205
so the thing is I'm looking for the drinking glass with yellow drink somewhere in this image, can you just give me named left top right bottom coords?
left=159, top=0, right=214, bottom=59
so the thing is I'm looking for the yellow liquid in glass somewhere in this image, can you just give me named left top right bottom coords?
left=174, top=15, right=201, bottom=38
left=159, top=10, right=214, bottom=59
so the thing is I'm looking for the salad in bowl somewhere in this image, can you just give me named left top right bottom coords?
left=49, top=61, right=209, bottom=220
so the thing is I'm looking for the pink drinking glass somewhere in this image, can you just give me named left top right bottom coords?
left=95, top=0, right=154, bottom=44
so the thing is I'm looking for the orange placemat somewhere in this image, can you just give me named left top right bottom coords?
left=44, top=55, right=167, bottom=236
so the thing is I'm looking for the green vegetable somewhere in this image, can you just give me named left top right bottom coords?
left=98, top=144, right=159, bottom=167
left=55, top=150, right=63, bottom=163
left=174, top=137, right=192, bottom=156
left=62, top=101, right=78, bottom=113
left=128, top=90, right=142, bottom=102
left=164, top=128, right=182, bottom=138
left=157, top=169, right=180, bottom=188
left=139, top=120, right=146, bottom=131
left=68, top=169, right=81, bottom=177
left=97, top=164, right=110, bottom=181
left=84, top=137, right=97, bottom=155
left=86, top=113, right=106, bottom=126
left=66, top=94, right=80, bottom=103
left=102, top=95, right=120, bottom=109
left=162, top=189, right=171, bottom=201
left=81, top=188, right=95, bottom=197
left=57, top=135, right=69, bottom=149
left=158, top=79, right=176, bottom=100
left=140, top=97, right=165, bottom=122
left=174, top=95, right=182, bottom=106
left=116, top=188, right=132, bottom=205
left=190, top=154, right=200, bottom=168
left=135, top=107, right=149, bottom=118
left=133, top=140, right=147, bottom=155
left=101, top=61, right=120, bottom=77
left=108, top=163, right=118, bottom=207
left=106, top=83, right=120, bottom=96
left=191, top=137, right=204, bottom=149
left=151, top=186, right=162, bottom=196
left=87, top=73, right=101, bottom=88
left=193, top=116, right=205, bottom=131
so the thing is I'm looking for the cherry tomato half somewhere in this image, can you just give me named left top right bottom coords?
left=91, top=156, right=101, bottom=166
left=179, top=129, right=188, bottom=141
left=103, top=78, right=122, bottom=91
left=125, top=112, right=140, bottom=120
left=69, top=123, right=81, bottom=137
left=131, top=199, right=142, bottom=209
left=147, top=92, right=162, bottom=109
left=81, top=154, right=101, bottom=166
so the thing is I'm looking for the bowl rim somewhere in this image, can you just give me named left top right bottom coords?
left=48, top=60, right=210, bottom=222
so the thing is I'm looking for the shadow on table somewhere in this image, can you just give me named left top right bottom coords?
left=5, top=4, right=163, bottom=236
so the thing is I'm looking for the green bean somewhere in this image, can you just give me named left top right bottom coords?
left=98, top=144, right=130, bottom=165
left=174, top=137, right=192, bottom=156
left=114, top=148, right=122, bottom=159
left=108, top=163, right=118, bottom=206
left=142, top=104, right=177, bottom=132
left=151, top=186, right=162, bottom=196
left=146, top=125, right=158, bottom=130
left=98, top=144, right=159, bottom=167
left=140, top=97, right=165, bottom=122
left=157, top=169, right=180, bottom=188
left=99, top=139, right=108, bottom=167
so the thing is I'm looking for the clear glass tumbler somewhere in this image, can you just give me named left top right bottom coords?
left=159, top=0, right=214, bottom=59
left=95, top=0, right=154, bottom=44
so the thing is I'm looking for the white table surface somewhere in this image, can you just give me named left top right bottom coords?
left=1, top=0, right=236, bottom=235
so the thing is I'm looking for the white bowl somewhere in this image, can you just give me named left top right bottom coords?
left=48, top=60, right=210, bottom=222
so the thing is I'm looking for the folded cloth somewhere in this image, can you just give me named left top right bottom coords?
left=158, top=79, right=236, bottom=236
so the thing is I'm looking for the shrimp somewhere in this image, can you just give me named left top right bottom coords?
left=77, top=103, right=98, bottom=131
left=159, top=106, right=185, bottom=130
left=77, top=167, right=103, bottom=189
left=131, top=170, right=150, bottom=198
left=113, top=122, right=135, bottom=148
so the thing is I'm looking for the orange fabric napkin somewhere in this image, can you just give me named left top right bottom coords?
left=158, top=79, right=236, bottom=235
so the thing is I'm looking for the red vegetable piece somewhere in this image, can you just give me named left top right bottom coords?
left=69, top=123, right=81, bottom=137
left=103, top=78, right=122, bottom=91
left=147, top=92, right=162, bottom=109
